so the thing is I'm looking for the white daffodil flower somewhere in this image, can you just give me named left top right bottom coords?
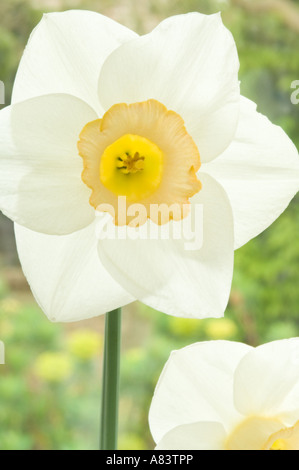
left=0, top=11, right=298, bottom=322
left=149, top=339, right=299, bottom=450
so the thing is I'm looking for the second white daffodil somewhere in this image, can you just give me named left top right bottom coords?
left=0, top=10, right=298, bottom=321
left=149, top=339, right=299, bottom=450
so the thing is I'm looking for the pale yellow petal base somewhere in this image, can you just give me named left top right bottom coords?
left=225, top=416, right=284, bottom=450
left=225, top=415, right=299, bottom=450
left=264, top=420, right=299, bottom=450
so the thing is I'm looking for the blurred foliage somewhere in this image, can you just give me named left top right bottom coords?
left=0, top=0, right=298, bottom=451
left=0, top=0, right=41, bottom=103
left=0, top=284, right=104, bottom=449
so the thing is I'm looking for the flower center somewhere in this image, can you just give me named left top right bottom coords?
left=265, top=420, right=299, bottom=450
left=99, top=134, right=164, bottom=202
left=225, top=416, right=299, bottom=450
left=78, top=99, right=201, bottom=225
left=117, top=151, right=145, bottom=174
left=270, top=439, right=288, bottom=450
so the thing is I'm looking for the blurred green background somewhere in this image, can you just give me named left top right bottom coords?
left=0, top=0, right=298, bottom=450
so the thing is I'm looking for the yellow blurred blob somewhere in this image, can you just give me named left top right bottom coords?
left=100, top=134, right=164, bottom=201
left=204, top=318, right=237, bottom=340
left=67, top=329, right=102, bottom=360
left=33, top=352, right=73, bottom=383
left=118, top=433, right=146, bottom=450
left=168, top=317, right=202, bottom=337
left=0, top=319, right=14, bottom=337
left=0, top=298, right=21, bottom=314
left=125, top=348, right=145, bottom=365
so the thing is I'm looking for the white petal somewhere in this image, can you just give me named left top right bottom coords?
left=98, top=12, right=240, bottom=162
left=149, top=341, right=252, bottom=443
left=97, top=174, right=234, bottom=319
left=155, top=422, right=226, bottom=450
left=12, top=10, right=137, bottom=111
left=0, top=94, right=97, bottom=234
left=14, top=222, right=134, bottom=322
left=234, top=338, right=299, bottom=424
left=204, top=96, right=299, bottom=249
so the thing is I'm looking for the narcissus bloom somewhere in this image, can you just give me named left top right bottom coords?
left=0, top=11, right=298, bottom=322
left=149, top=339, right=299, bottom=450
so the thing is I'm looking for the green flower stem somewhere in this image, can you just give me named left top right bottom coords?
left=100, top=308, right=122, bottom=450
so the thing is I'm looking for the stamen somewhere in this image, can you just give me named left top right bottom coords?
left=117, top=151, right=145, bottom=174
